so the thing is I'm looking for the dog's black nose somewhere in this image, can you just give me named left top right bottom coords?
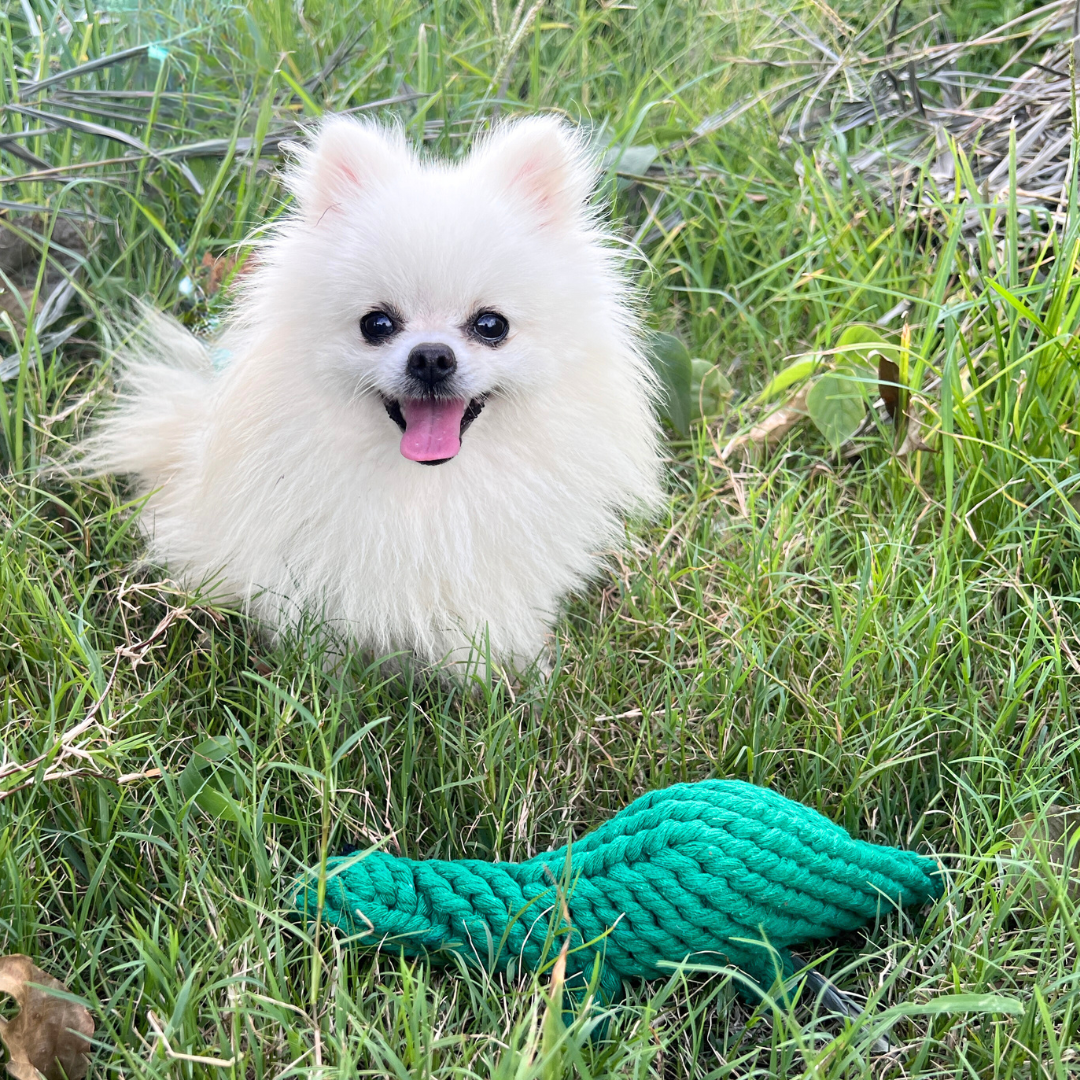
left=406, top=343, right=457, bottom=389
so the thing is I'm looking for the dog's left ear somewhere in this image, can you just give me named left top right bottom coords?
left=474, top=117, right=594, bottom=228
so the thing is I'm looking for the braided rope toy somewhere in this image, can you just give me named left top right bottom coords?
left=297, top=780, right=943, bottom=1008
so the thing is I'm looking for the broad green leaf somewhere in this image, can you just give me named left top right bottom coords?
left=179, top=736, right=242, bottom=822
left=834, top=325, right=894, bottom=372
left=185, top=782, right=240, bottom=822
left=188, top=735, right=233, bottom=764
left=889, top=994, right=1024, bottom=1018
left=835, top=324, right=889, bottom=350
left=806, top=372, right=864, bottom=448
left=603, top=144, right=659, bottom=176
left=646, top=331, right=693, bottom=436
left=691, top=358, right=731, bottom=419
left=756, top=357, right=817, bottom=403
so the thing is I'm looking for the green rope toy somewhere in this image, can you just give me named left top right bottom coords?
left=298, top=780, right=943, bottom=1008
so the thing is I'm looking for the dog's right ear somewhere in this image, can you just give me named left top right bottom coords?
left=287, top=117, right=409, bottom=220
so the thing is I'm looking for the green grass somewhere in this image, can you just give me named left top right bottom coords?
left=3, top=0, right=1080, bottom=1076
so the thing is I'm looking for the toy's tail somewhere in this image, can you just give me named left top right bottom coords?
left=76, top=309, right=214, bottom=491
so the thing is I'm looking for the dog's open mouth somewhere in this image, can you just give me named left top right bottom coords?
left=384, top=396, right=486, bottom=466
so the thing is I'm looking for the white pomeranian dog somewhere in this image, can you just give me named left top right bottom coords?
left=80, top=115, right=663, bottom=675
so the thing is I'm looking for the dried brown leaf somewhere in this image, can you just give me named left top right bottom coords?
left=895, top=400, right=934, bottom=456
left=720, top=384, right=810, bottom=461
left=197, top=251, right=254, bottom=297
left=878, top=355, right=901, bottom=420
left=0, top=956, right=94, bottom=1080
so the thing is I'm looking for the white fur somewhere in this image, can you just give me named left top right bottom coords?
left=80, top=116, right=664, bottom=674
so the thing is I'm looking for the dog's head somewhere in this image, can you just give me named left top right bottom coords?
left=268, top=115, right=615, bottom=465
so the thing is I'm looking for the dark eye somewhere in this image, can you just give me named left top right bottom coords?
left=471, top=311, right=509, bottom=344
left=360, top=310, right=398, bottom=343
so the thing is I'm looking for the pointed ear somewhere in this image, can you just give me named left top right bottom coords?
left=472, top=116, right=594, bottom=228
left=287, top=117, right=411, bottom=220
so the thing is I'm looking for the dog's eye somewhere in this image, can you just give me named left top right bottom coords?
left=360, top=310, right=398, bottom=343
left=471, top=311, right=509, bottom=344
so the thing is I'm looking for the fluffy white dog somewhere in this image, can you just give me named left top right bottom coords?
left=81, top=115, right=663, bottom=674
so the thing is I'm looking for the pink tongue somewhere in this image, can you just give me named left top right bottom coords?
left=399, top=398, right=468, bottom=462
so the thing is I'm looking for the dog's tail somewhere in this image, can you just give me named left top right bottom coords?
left=77, top=309, right=214, bottom=490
